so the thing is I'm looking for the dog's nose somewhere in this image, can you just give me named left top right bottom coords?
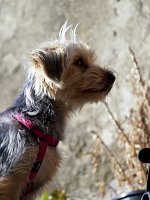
left=107, top=72, right=115, bottom=84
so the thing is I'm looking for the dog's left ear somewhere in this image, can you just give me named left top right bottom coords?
left=31, top=48, right=64, bottom=81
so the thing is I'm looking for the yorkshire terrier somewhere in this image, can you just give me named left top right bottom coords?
left=0, top=22, right=115, bottom=200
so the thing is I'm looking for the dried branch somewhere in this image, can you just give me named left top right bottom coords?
left=104, top=101, right=136, bottom=157
left=91, top=130, right=134, bottom=188
left=129, top=46, right=150, bottom=108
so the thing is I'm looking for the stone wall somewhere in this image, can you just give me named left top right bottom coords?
left=0, top=0, right=150, bottom=199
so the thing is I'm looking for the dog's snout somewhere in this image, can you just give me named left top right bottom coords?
left=107, top=72, right=115, bottom=84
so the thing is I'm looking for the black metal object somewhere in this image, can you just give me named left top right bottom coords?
left=138, top=148, right=150, bottom=192
left=112, top=148, right=150, bottom=200
left=138, top=148, right=150, bottom=200
left=142, top=192, right=150, bottom=200
left=113, top=190, right=145, bottom=200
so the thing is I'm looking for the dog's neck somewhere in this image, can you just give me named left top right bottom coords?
left=13, top=79, right=67, bottom=140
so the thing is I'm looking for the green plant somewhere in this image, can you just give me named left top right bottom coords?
left=41, top=191, right=70, bottom=200
left=41, top=192, right=49, bottom=200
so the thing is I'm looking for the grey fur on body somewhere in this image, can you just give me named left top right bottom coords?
left=0, top=76, right=64, bottom=176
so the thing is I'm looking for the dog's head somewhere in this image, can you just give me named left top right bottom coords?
left=30, top=22, right=115, bottom=109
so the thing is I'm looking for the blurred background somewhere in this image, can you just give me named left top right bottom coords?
left=0, top=0, right=150, bottom=199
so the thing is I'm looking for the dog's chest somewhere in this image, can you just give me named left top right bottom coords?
left=25, top=112, right=65, bottom=192
left=33, top=146, right=61, bottom=189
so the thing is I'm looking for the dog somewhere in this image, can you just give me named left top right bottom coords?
left=0, top=22, right=115, bottom=200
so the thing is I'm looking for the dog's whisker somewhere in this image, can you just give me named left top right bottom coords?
left=59, top=21, right=72, bottom=42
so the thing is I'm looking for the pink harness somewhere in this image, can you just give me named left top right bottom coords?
left=12, top=113, right=59, bottom=195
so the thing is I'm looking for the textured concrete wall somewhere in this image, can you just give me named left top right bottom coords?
left=1, top=0, right=150, bottom=111
left=0, top=0, right=150, bottom=199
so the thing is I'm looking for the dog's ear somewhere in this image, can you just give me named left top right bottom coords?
left=31, top=48, right=64, bottom=81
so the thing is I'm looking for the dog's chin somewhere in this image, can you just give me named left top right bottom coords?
left=82, top=85, right=113, bottom=101
left=94, top=92, right=109, bottom=103
left=80, top=91, right=110, bottom=104
left=100, top=88, right=113, bottom=101
left=82, top=82, right=113, bottom=93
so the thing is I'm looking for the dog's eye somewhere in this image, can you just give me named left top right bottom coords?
left=74, top=58, right=84, bottom=67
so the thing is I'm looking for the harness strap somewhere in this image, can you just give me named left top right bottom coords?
left=12, top=113, right=59, bottom=195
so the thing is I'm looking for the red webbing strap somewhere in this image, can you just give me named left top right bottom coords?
left=12, top=113, right=59, bottom=195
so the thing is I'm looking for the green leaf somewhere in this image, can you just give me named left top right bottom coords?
left=41, top=190, right=71, bottom=200
left=41, top=192, right=49, bottom=200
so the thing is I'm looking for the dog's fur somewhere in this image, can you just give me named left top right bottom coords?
left=0, top=23, right=115, bottom=200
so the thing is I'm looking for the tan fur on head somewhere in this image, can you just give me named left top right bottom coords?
left=30, top=22, right=115, bottom=108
